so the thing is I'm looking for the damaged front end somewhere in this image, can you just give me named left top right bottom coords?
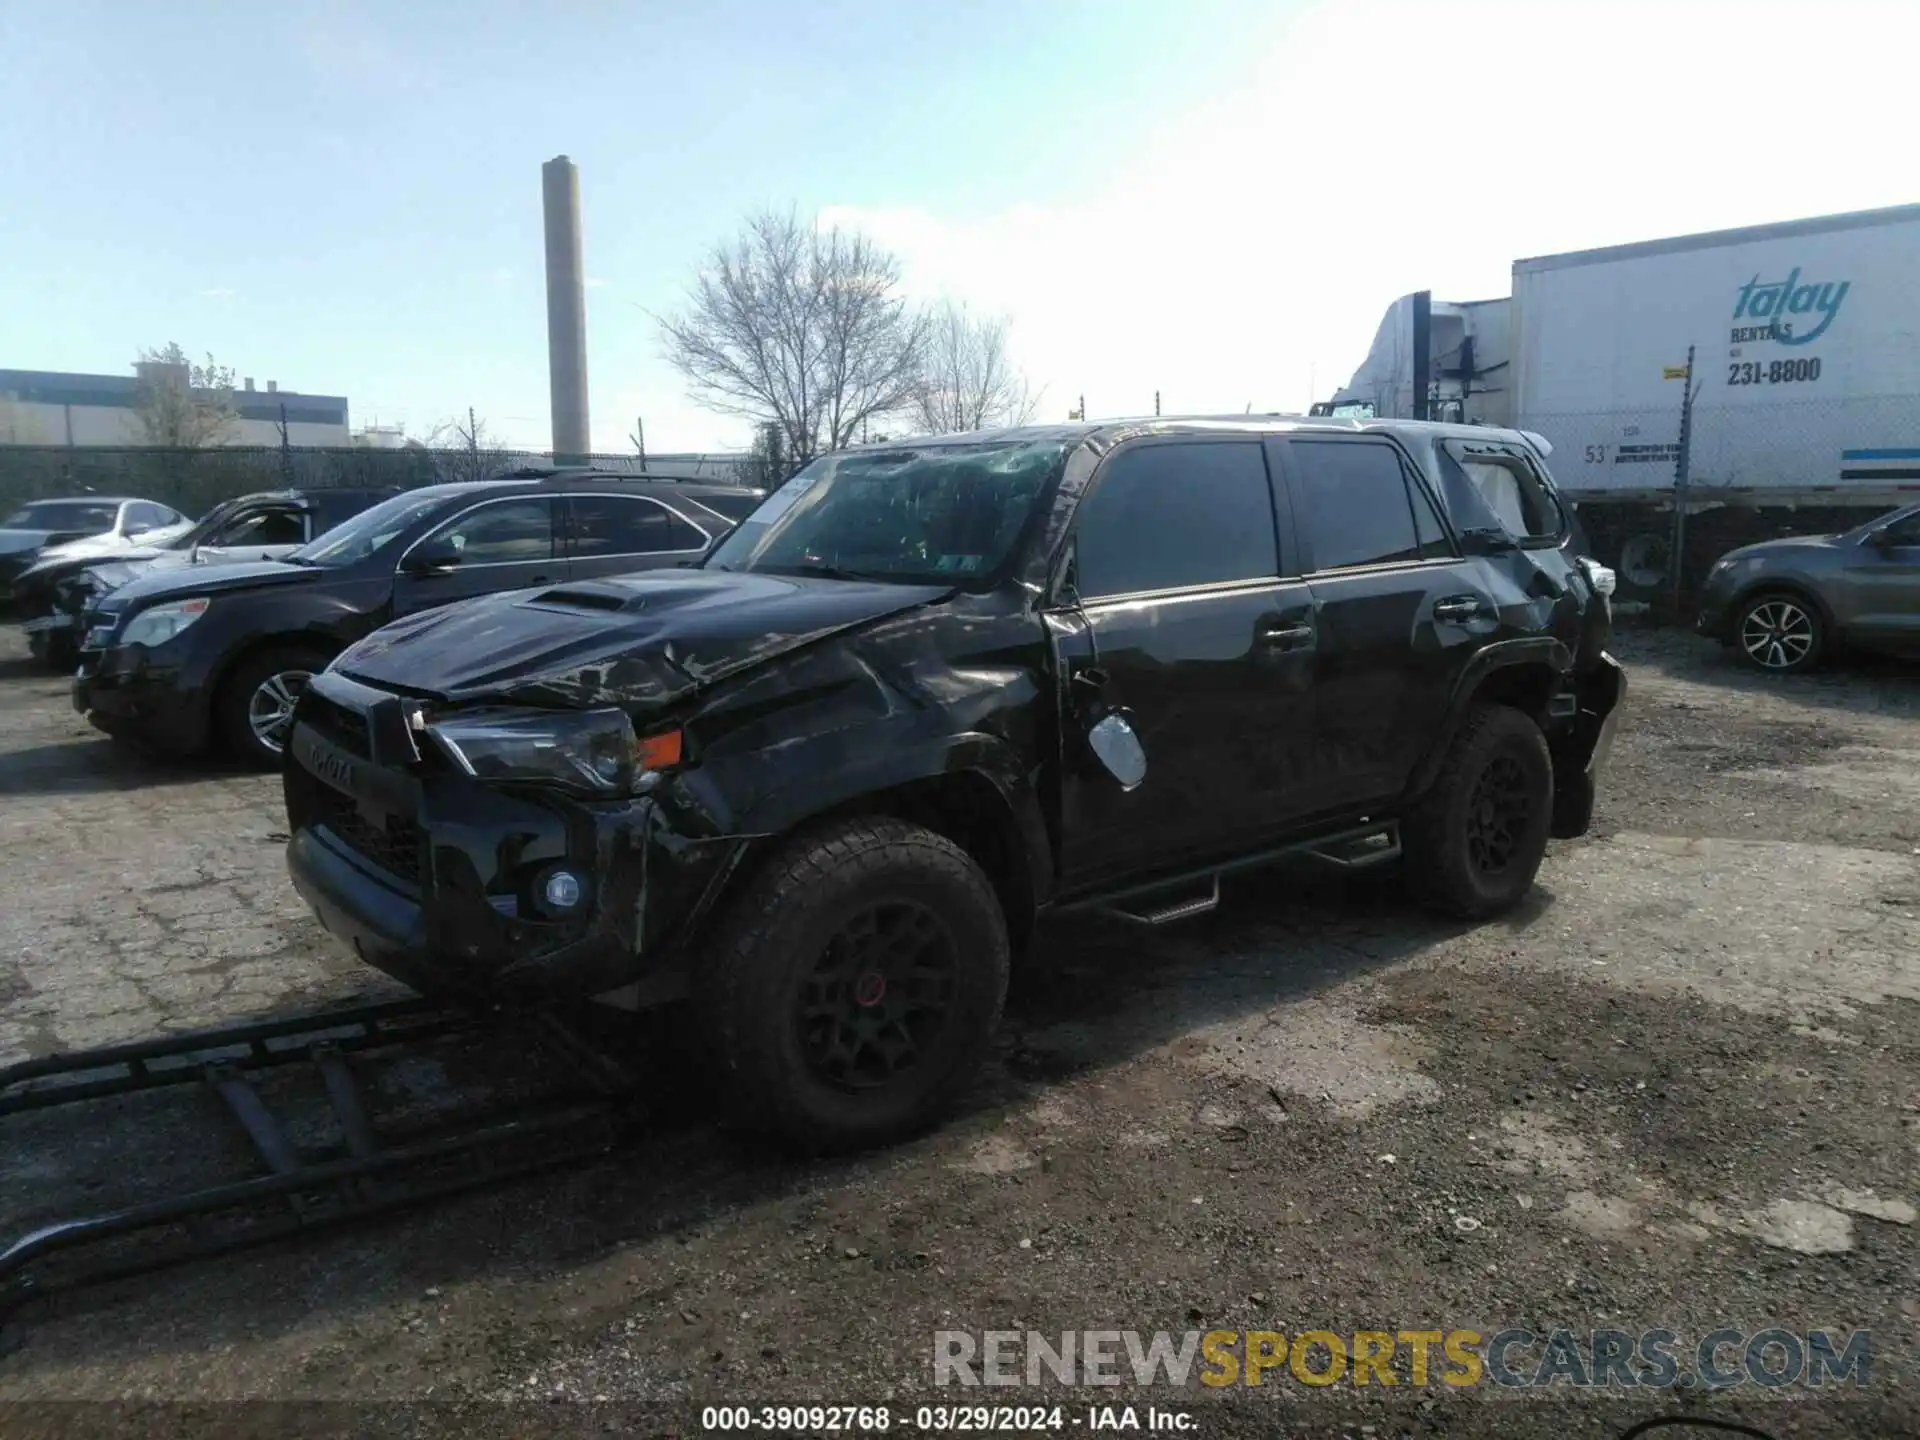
left=282, top=570, right=959, bottom=1006
left=283, top=669, right=750, bottom=1007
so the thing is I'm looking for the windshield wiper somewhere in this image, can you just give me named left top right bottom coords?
left=774, top=562, right=899, bottom=584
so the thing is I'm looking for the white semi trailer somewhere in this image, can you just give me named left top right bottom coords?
left=1323, top=203, right=1920, bottom=601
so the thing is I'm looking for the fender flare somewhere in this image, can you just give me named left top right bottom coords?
left=1403, top=637, right=1573, bottom=802
left=734, top=727, right=1056, bottom=912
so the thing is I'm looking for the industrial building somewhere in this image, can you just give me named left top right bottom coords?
left=0, top=366, right=351, bottom=447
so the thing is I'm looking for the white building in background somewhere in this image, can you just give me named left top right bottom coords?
left=0, top=365, right=351, bottom=447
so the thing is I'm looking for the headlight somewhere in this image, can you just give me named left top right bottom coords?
left=425, top=707, right=682, bottom=796
left=120, top=598, right=210, bottom=648
left=1577, top=557, right=1617, bottom=597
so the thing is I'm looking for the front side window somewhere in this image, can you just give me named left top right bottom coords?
left=1072, top=441, right=1276, bottom=600
left=1288, top=440, right=1426, bottom=571
left=1876, top=506, right=1920, bottom=546
left=706, top=436, right=1070, bottom=586
left=291, top=491, right=459, bottom=567
left=567, top=496, right=705, bottom=557
left=214, top=508, right=306, bottom=547
left=420, top=499, right=553, bottom=564
left=126, top=502, right=178, bottom=532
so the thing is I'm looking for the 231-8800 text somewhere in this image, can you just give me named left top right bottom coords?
left=1728, top=358, right=1821, bottom=385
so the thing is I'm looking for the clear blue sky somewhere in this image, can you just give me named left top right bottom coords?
left=2, top=0, right=1912, bottom=453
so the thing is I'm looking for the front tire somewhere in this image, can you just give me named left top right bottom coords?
left=1404, top=703, right=1554, bottom=920
left=1735, top=591, right=1825, bottom=673
left=218, top=645, right=332, bottom=770
left=701, top=817, right=1010, bottom=1154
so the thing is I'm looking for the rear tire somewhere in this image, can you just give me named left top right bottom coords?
left=1734, top=590, right=1825, bottom=673
left=701, top=817, right=1010, bottom=1154
left=1403, top=703, right=1554, bottom=920
left=218, top=645, right=331, bottom=770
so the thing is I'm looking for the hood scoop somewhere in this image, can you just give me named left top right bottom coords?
left=525, top=584, right=633, bottom=612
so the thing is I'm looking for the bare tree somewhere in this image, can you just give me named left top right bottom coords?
left=910, top=301, right=1038, bottom=435
left=659, top=210, right=926, bottom=470
left=132, top=343, right=238, bottom=448
left=420, top=408, right=514, bottom=483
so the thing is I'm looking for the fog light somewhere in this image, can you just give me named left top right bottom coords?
left=543, top=869, right=584, bottom=911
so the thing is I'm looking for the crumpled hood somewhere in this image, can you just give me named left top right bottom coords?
left=337, top=569, right=953, bottom=710
left=98, top=558, right=319, bottom=612
left=36, top=521, right=191, bottom=564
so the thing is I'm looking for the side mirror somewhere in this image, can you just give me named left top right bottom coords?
left=1087, top=711, right=1147, bottom=790
left=403, top=538, right=462, bottom=575
left=1071, top=667, right=1147, bottom=791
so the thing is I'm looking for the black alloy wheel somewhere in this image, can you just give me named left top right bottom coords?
left=798, top=900, right=959, bottom=1090
left=701, top=816, right=1010, bottom=1154
left=1464, top=753, right=1533, bottom=877
left=1403, top=702, right=1555, bottom=920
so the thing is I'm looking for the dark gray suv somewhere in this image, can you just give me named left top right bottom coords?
left=1696, top=502, right=1920, bottom=671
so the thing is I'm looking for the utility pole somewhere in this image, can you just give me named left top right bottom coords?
left=277, top=401, right=293, bottom=484
left=1668, top=344, right=1698, bottom=616
left=1154, top=390, right=1161, bottom=417
left=632, top=415, right=647, bottom=472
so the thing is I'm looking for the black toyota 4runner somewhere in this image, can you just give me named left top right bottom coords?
left=283, top=418, right=1625, bottom=1152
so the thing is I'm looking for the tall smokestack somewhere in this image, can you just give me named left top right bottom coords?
left=542, top=155, right=590, bottom=463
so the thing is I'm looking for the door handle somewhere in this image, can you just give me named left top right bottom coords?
left=530, top=573, right=552, bottom=584
left=1257, top=622, right=1316, bottom=651
left=1433, top=595, right=1488, bottom=622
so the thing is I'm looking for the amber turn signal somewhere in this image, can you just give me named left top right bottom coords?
left=635, top=728, right=684, bottom=771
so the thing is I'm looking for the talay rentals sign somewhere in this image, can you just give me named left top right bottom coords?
left=1731, top=267, right=1849, bottom=345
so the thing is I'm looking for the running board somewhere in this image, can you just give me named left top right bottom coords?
left=1301, top=821, right=1401, bottom=869
left=1062, top=820, right=1404, bottom=926
left=0, top=999, right=629, bottom=1330
left=1098, top=877, right=1221, bottom=927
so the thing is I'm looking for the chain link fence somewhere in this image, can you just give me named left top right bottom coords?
left=0, top=445, right=752, bottom=519
left=1527, top=390, right=1920, bottom=498
left=1524, top=389, right=1920, bottom=606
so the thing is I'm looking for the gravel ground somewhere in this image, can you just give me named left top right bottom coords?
left=0, top=627, right=1915, bottom=1440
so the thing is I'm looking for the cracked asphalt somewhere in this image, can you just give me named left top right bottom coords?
left=0, top=627, right=1915, bottom=1440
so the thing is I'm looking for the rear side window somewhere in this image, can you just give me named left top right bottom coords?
left=1073, top=442, right=1276, bottom=600
left=1287, top=441, right=1441, bottom=571
left=567, top=495, right=708, bottom=557
left=697, top=490, right=767, bottom=522
left=1439, top=445, right=1564, bottom=543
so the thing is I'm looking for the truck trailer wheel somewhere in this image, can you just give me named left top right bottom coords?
left=1403, top=703, right=1554, bottom=920
left=700, top=817, right=1010, bottom=1154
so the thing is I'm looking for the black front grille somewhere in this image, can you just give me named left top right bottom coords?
left=305, top=693, right=371, bottom=757
left=310, top=778, right=422, bottom=889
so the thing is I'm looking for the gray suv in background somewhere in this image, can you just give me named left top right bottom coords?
left=1696, top=502, right=1920, bottom=671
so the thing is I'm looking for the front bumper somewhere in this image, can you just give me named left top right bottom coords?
left=1695, top=571, right=1739, bottom=643
left=281, top=672, right=747, bottom=1004
left=72, top=642, right=210, bottom=754
left=1549, top=651, right=1627, bottom=839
